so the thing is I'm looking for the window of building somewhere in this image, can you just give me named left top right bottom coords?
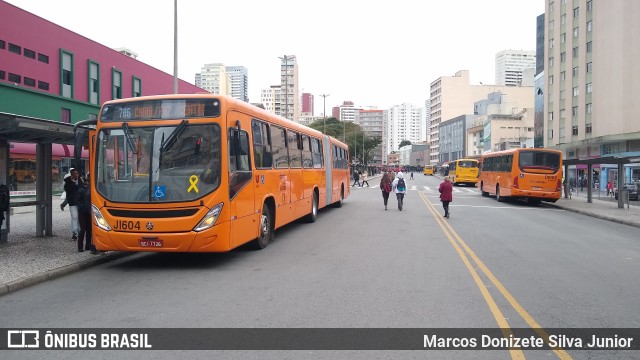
left=573, top=66, right=579, bottom=77
left=549, top=38, right=555, bottom=49
left=560, top=109, right=566, bottom=118
left=24, top=77, right=35, bottom=87
left=586, top=41, right=592, bottom=53
left=38, top=53, right=49, bottom=63
left=561, top=14, right=566, bottom=24
left=587, top=20, right=592, bottom=32
left=549, top=75, right=554, bottom=85
left=0, top=39, right=5, bottom=49
left=23, top=48, right=35, bottom=59
left=572, top=126, right=578, bottom=136
left=549, top=57, right=554, bottom=67
left=573, top=87, right=579, bottom=97
left=586, top=83, right=592, bottom=93
left=574, top=27, right=579, bottom=38
left=0, top=70, right=4, bottom=80
left=560, top=71, right=566, bottom=80
left=572, top=106, right=578, bottom=116
left=586, top=124, right=592, bottom=134
left=573, top=7, right=579, bottom=18
left=8, top=73, right=21, bottom=83
left=8, top=43, right=21, bottom=55
left=549, top=20, right=554, bottom=30
left=586, top=103, right=592, bottom=114
left=61, top=108, right=71, bottom=124
left=573, top=47, right=579, bottom=57
left=586, top=62, right=592, bottom=73
left=587, top=0, right=592, bottom=12
left=560, top=52, right=566, bottom=62
left=112, top=69, right=122, bottom=99
left=60, top=50, right=73, bottom=98
left=38, top=81, right=49, bottom=90
left=560, top=90, right=565, bottom=100
left=88, top=60, right=99, bottom=105
left=132, top=76, right=141, bottom=97
left=548, top=129, right=554, bottom=139
left=548, top=112, right=554, bottom=121
left=560, top=33, right=566, bottom=43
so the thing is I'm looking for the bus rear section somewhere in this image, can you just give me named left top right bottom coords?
left=511, top=150, right=562, bottom=203
left=423, top=165, right=434, bottom=175
left=450, top=159, right=479, bottom=186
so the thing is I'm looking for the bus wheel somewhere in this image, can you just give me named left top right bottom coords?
left=481, top=182, right=489, bottom=197
left=252, top=205, right=273, bottom=250
left=303, top=192, right=318, bottom=223
left=528, top=198, right=541, bottom=206
left=334, top=186, right=344, bottom=208
left=496, top=186, right=504, bottom=202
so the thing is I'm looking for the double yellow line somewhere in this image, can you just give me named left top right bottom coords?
left=418, top=191, right=572, bottom=360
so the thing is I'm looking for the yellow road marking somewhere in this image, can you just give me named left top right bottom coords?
left=418, top=191, right=573, bottom=360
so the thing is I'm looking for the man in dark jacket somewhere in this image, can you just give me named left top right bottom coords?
left=64, top=168, right=83, bottom=240
left=75, top=173, right=95, bottom=253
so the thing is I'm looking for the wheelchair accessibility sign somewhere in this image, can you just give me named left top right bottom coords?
left=153, top=185, right=167, bottom=199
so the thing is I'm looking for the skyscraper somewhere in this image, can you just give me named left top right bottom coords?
left=495, top=49, right=536, bottom=86
left=301, top=93, right=314, bottom=115
left=195, top=63, right=229, bottom=95
left=225, top=66, right=249, bottom=102
left=279, top=55, right=299, bottom=121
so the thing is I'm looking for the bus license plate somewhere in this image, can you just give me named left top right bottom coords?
left=532, top=186, right=541, bottom=190
left=139, top=240, right=163, bottom=248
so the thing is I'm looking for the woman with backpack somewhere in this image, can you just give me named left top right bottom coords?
left=392, top=172, right=407, bottom=211
left=380, top=172, right=393, bottom=210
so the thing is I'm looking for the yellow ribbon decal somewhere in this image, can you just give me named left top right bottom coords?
left=188, top=175, right=199, bottom=193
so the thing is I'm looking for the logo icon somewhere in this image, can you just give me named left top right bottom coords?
left=146, top=222, right=154, bottom=231
left=7, top=330, right=40, bottom=348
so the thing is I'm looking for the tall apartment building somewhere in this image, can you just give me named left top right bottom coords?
left=260, top=85, right=280, bottom=114
left=225, top=66, right=249, bottom=102
left=385, top=103, right=425, bottom=155
left=302, top=93, right=314, bottom=115
left=279, top=55, right=299, bottom=121
left=195, top=63, right=229, bottom=95
left=495, top=49, right=536, bottom=86
left=356, top=109, right=384, bottom=165
left=332, top=101, right=358, bottom=122
left=544, top=0, right=640, bottom=183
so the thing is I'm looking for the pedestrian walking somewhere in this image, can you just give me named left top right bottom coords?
left=410, top=171, right=414, bottom=180
left=352, top=170, right=361, bottom=187
left=361, top=171, right=370, bottom=187
left=392, top=172, right=407, bottom=211
left=64, top=168, right=83, bottom=241
left=380, top=172, right=393, bottom=210
left=439, top=176, right=453, bottom=218
left=75, top=173, right=95, bottom=253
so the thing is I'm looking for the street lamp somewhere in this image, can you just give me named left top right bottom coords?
left=320, top=94, right=330, bottom=133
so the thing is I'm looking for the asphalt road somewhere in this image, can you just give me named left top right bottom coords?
left=1, top=174, right=639, bottom=359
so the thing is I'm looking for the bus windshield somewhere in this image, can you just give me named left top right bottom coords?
left=518, top=150, right=561, bottom=172
left=95, top=123, right=221, bottom=203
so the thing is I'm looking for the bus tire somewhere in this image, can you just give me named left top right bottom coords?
left=496, top=186, right=505, bottom=202
left=303, top=191, right=318, bottom=223
left=252, top=205, right=273, bottom=250
left=333, top=185, right=344, bottom=208
left=481, top=182, right=489, bottom=197
left=528, top=198, right=541, bottom=206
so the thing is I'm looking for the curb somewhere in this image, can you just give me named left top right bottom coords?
left=0, top=251, right=132, bottom=297
left=544, top=203, right=640, bottom=229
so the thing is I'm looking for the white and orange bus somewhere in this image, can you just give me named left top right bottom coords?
left=478, top=148, right=562, bottom=204
left=74, top=94, right=350, bottom=252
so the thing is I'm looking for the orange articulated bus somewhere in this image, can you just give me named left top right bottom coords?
left=478, top=148, right=563, bottom=204
left=74, top=94, right=350, bottom=252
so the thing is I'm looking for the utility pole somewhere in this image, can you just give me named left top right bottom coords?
left=320, top=94, right=330, bottom=133
left=173, top=0, right=178, bottom=94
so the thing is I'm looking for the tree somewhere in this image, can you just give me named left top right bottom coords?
left=308, top=119, right=381, bottom=166
left=399, top=140, right=412, bottom=149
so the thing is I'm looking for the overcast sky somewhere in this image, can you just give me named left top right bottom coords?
left=7, top=0, right=544, bottom=114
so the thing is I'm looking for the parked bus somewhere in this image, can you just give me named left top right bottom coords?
left=448, top=159, right=479, bottom=186
left=74, top=94, right=350, bottom=252
left=423, top=165, right=435, bottom=176
left=478, top=148, right=562, bottom=204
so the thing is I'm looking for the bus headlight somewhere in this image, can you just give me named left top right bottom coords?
left=194, top=203, right=224, bottom=232
left=92, top=204, right=112, bottom=231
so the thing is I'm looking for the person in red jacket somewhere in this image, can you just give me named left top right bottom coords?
left=439, top=176, right=453, bottom=218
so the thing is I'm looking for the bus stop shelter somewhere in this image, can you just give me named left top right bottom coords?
left=563, top=155, right=640, bottom=208
left=0, top=112, right=76, bottom=242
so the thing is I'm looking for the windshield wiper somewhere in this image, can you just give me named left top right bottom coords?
left=122, top=122, right=138, bottom=154
left=160, top=120, right=188, bottom=152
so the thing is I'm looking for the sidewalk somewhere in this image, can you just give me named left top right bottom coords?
left=2, top=182, right=639, bottom=297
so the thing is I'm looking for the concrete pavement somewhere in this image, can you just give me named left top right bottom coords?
left=1, top=184, right=638, bottom=297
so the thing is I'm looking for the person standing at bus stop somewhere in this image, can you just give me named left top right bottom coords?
left=64, top=168, right=82, bottom=241
left=75, top=173, right=95, bottom=253
left=439, top=176, right=453, bottom=218
left=392, top=172, right=407, bottom=211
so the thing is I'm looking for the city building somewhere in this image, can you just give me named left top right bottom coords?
left=302, top=93, right=314, bottom=115
left=226, top=66, right=249, bottom=102
left=439, top=115, right=478, bottom=164
left=384, top=103, right=426, bottom=156
left=356, top=109, right=384, bottom=165
left=332, top=101, right=358, bottom=122
left=260, top=85, right=280, bottom=114
left=544, top=0, right=640, bottom=184
left=428, top=70, right=526, bottom=165
left=195, top=63, right=229, bottom=95
left=495, top=49, right=536, bottom=87
left=279, top=55, right=299, bottom=122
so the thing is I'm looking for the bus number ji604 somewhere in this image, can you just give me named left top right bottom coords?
left=114, top=220, right=141, bottom=230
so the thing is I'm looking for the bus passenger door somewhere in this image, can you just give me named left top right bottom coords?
left=227, top=113, right=256, bottom=249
